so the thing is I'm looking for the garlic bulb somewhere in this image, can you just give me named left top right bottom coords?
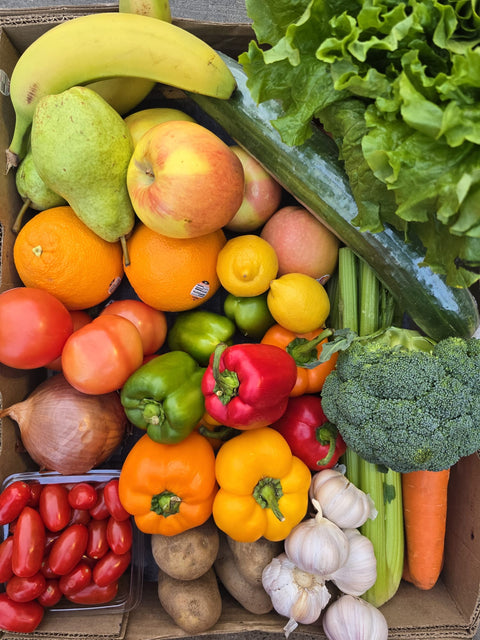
left=309, top=468, right=377, bottom=529
left=328, top=528, right=377, bottom=596
left=262, top=553, right=331, bottom=638
left=322, top=594, right=389, bottom=640
left=284, top=500, right=349, bottom=576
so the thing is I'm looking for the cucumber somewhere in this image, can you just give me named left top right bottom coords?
left=188, top=54, right=479, bottom=342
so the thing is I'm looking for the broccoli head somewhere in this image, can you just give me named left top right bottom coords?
left=321, top=327, right=480, bottom=472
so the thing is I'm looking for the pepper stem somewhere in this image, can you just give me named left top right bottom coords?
left=253, top=477, right=285, bottom=521
left=286, top=329, right=333, bottom=365
left=315, top=422, right=339, bottom=466
left=212, top=343, right=240, bottom=406
left=151, top=490, right=181, bottom=517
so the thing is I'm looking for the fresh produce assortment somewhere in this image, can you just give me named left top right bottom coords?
left=1, top=0, right=480, bottom=638
left=0, top=474, right=135, bottom=632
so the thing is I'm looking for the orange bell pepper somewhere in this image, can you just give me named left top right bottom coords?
left=261, top=324, right=338, bottom=396
left=118, top=432, right=217, bottom=535
left=195, top=411, right=240, bottom=451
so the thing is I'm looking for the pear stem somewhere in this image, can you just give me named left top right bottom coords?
left=12, top=199, right=32, bottom=233
left=120, top=235, right=130, bottom=266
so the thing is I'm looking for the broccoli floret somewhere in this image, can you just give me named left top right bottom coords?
left=321, top=330, right=480, bottom=473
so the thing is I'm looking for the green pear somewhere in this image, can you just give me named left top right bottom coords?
left=13, top=148, right=67, bottom=232
left=30, top=85, right=135, bottom=262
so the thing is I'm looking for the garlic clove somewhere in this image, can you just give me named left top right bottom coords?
left=322, top=594, right=389, bottom=640
left=328, top=528, right=377, bottom=596
left=310, top=468, right=377, bottom=529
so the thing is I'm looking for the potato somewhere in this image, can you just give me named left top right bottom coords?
left=157, top=567, right=222, bottom=634
left=151, top=517, right=219, bottom=580
left=226, top=535, right=284, bottom=586
left=214, top=533, right=273, bottom=614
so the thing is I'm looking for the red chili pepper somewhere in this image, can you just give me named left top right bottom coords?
left=0, top=481, right=32, bottom=526
left=12, top=507, right=46, bottom=578
left=270, top=395, right=346, bottom=470
left=0, top=593, right=44, bottom=633
left=201, top=343, right=297, bottom=430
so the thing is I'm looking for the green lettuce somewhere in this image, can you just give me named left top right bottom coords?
left=239, top=0, right=480, bottom=287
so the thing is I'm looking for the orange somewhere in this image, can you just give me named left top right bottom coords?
left=124, top=222, right=226, bottom=312
left=13, top=206, right=124, bottom=311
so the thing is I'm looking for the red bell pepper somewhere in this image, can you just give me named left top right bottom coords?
left=270, top=395, right=346, bottom=470
left=201, top=343, right=297, bottom=430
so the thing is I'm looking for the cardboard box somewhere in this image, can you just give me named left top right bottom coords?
left=0, top=6, right=479, bottom=639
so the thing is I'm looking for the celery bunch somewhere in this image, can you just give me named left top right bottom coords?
left=327, top=247, right=404, bottom=607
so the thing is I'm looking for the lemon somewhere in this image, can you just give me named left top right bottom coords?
left=267, top=273, right=331, bottom=333
left=216, top=234, right=278, bottom=297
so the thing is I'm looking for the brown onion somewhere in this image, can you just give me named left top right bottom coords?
left=0, top=373, right=128, bottom=474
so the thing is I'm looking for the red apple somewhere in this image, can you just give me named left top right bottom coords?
left=127, top=120, right=245, bottom=238
left=261, top=206, right=340, bottom=283
left=225, top=145, right=283, bottom=232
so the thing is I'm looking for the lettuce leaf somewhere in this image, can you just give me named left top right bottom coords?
left=240, top=0, right=480, bottom=287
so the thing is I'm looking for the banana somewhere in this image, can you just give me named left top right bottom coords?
left=6, top=12, right=236, bottom=171
left=87, top=0, right=172, bottom=115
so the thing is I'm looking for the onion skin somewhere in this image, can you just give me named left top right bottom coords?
left=0, top=374, right=128, bottom=474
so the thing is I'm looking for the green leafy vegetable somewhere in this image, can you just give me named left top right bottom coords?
left=240, top=0, right=480, bottom=287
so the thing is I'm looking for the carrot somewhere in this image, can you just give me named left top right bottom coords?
left=401, top=468, right=450, bottom=590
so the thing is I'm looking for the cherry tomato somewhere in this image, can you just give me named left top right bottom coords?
left=39, top=484, right=72, bottom=532
left=27, top=482, right=42, bottom=508
left=0, top=481, right=32, bottom=526
left=89, top=487, right=110, bottom=521
left=0, top=537, right=14, bottom=582
left=65, top=580, right=118, bottom=605
left=93, top=549, right=131, bottom=587
left=0, top=592, right=44, bottom=633
left=6, top=572, right=46, bottom=602
left=12, top=507, right=46, bottom=578
left=106, top=517, right=133, bottom=555
left=0, top=287, right=73, bottom=369
left=59, top=560, right=92, bottom=596
left=68, top=483, right=98, bottom=510
left=44, top=532, right=61, bottom=556
left=69, top=508, right=91, bottom=526
left=103, top=479, right=130, bottom=521
left=37, top=578, right=62, bottom=608
left=46, top=310, right=92, bottom=371
left=61, top=314, right=144, bottom=394
left=86, top=519, right=109, bottom=560
left=100, top=299, right=168, bottom=355
left=48, top=524, right=89, bottom=576
left=40, top=557, right=59, bottom=579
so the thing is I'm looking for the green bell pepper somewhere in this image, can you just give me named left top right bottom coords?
left=224, top=292, right=275, bottom=339
left=167, top=309, right=236, bottom=366
left=120, top=350, right=205, bottom=444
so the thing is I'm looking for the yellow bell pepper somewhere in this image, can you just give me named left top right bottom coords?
left=212, top=426, right=311, bottom=542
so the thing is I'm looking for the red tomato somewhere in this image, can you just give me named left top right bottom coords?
left=0, top=592, right=44, bottom=633
left=6, top=572, right=46, bottom=602
left=69, top=508, right=91, bottom=527
left=0, top=287, right=73, bottom=369
left=103, top=479, right=130, bottom=522
left=59, top=561, right=92, bottom=596
left=61, top=314, right=144, bottom=394
left=40, top=557, right=59, bottom=579
left=48, top=524, right=89, bottom=576
left=0, top=481, right=32, bottom=526
left=68, top=483, right=98, bottom=510
left=46, top=310, right=92, bottom=371
left=106, top=517, right=133, bottom=555
left=27, top=482, right=42, bottom=508
left=86, top=519, right=109, bottom=560
left=0, top=537, right=14, bottom=582
left=89, top=487, right=110, bottom=521
left=100, top=299, right=168, bottom=355
left=39, top=484, right=72, bottom=532
left=37, top=578, right=62, bottom=608
left=65, top=580, right=118, bottom=605
left=93, top=550, right=131, bottom=587
left=12, top=507, right=46, bottom=578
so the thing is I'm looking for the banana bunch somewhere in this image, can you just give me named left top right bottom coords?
left=6, top=12, right=236, bottom=171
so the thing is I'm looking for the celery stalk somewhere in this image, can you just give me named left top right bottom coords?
left=337, top=248, right=404, bottom=607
